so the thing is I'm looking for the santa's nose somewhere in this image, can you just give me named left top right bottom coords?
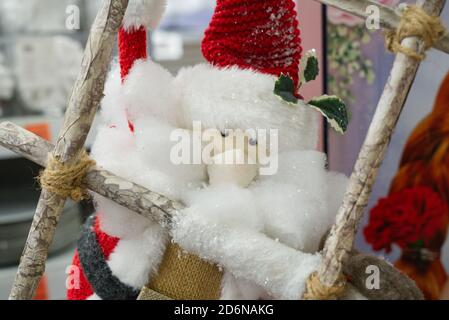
left=207, top=148, right=258, bottom=188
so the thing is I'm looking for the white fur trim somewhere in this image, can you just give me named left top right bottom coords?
left=95, top=195, right=152, bottom=238
left=183, top=184, right=264, bottom=231
left=254, top=151, right=348, bottom=252
left=123, top=0, right=167, bottom=31
left=99, top=62, right=127, bottom=129
left=221, top=272, right=266, bottom=300
left=107, top=224, right=168, bottom=289
left=174, top=64, right=320, bottom=152
left=100, top=60, right=180, bottom=129
left=171, top=210, right=322, bottom=299
left=86, top=293, right=102, bottom=300
left=123, top=59, right=181, bottom=127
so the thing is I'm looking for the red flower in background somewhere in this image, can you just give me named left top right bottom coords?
left=364, top=187, right=448, bottom=253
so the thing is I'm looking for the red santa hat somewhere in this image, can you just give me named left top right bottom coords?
left=202, top=0, right=303, bottom=89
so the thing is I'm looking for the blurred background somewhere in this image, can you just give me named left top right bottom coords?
left=0, top=0, right=448, bottom=299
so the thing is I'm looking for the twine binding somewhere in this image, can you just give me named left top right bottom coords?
left=38, top=150, right=95, bottom=201
left=385, top=5, right=446, bottom=61
left=303, top=272, right=347, bottom=300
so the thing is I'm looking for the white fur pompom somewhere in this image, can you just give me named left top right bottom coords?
left=100, top=63, right=128, bottom=129
left=123, top=0, right=167, bottom=31
left=123, top=59, right=180, bottom=126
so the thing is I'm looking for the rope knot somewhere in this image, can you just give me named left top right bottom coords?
left=385, top=5, right=446, bottom=61
left=303, top=272, right=346, bottom=300
left=39, top=151, right=95, bottom=201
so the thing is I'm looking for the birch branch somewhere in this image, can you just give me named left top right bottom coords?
left=317, top=0, right=447, bottom=289
left=0, top=121, right=181, bottom=226
left=8, top=0, right=129, bottom=300
left=0, top=121, right=423, bottom=300
left=314, top=0, right=449, bottom=54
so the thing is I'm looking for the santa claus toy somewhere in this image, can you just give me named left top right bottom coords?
left=67, top=0, right=356, bottom=300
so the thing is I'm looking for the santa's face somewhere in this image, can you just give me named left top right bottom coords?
left=158, top=120, right=271, bottom=188
left=202, top=127, right=260, bottom=188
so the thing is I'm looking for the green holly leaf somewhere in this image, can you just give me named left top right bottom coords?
left=301, top=49, right=319, bottom=83
left=308, top=95, right=349, bottom=134
left=274, top=74, right=298, bottom=104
